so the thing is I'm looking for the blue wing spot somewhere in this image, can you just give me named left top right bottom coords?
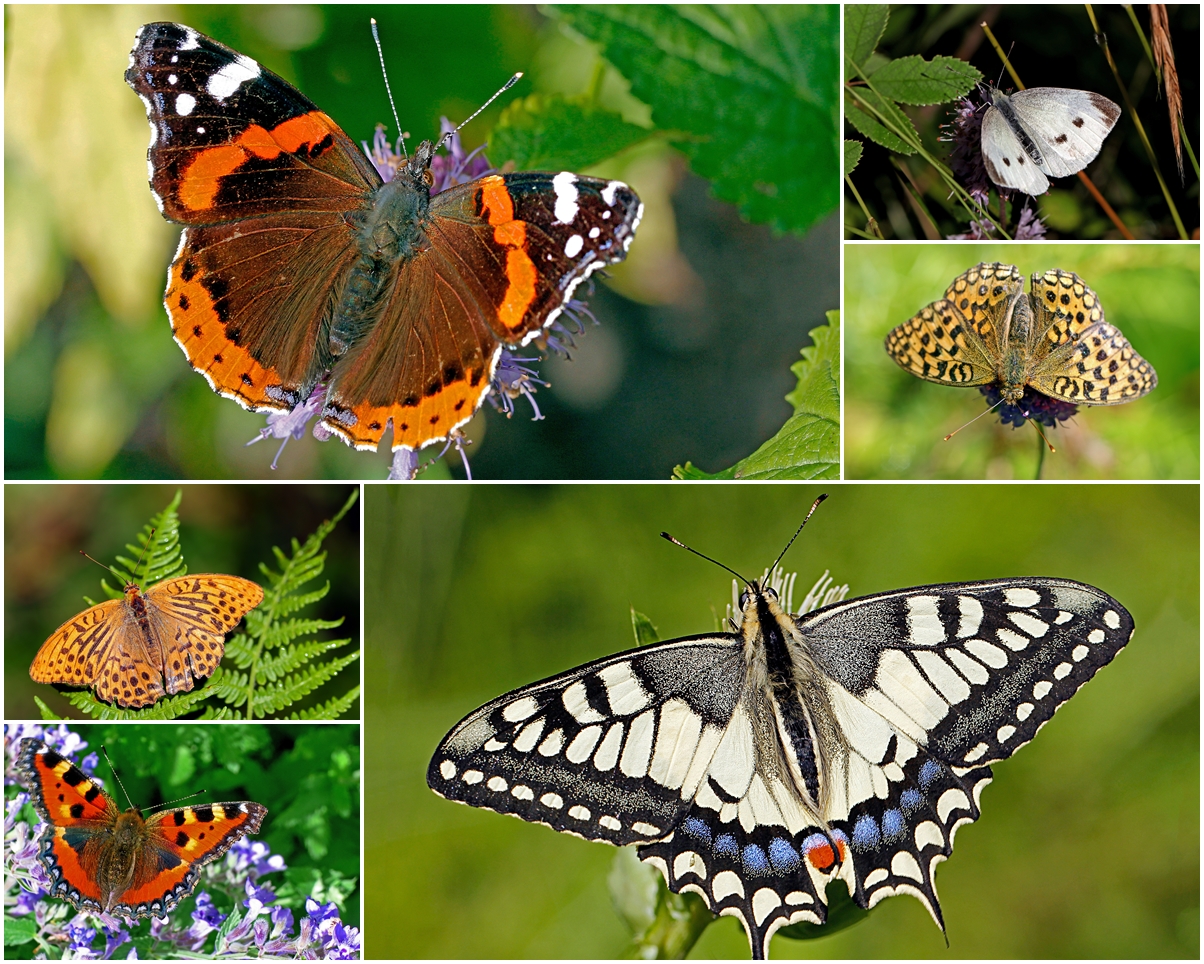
left=768, top=837, right=801, bottom=873
left=918, top=760, right=943, bottom=789
left=852, top=814, right=881, bottom=850
left=882, top=808, right=905, bottom=841
left=683, top=817, right=712, bottom=844
left=900, top=788, right=924, bottom=813
left=741, top=843, right=770, bottom=877
left=714, top=833, right=739, bottom=858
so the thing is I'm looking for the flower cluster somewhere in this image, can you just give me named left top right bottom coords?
left=3, top=724, right=360, bottom=960
left=979, top=384, right=1078, bottom=429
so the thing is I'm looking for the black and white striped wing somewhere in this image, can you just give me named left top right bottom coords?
left=428, top=635, right=746, bottom=846
left=799, top=577, right=1134, bottom=926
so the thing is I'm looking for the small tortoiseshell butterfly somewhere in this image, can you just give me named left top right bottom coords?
left=16, top=739, right=267, bottom=918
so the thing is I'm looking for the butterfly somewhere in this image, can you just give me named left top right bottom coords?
left=427, top=503, right=1134, bottom=958
left=884, top=262, right=1157, bottom=423
left=15, top=739, right=267, bottom=919
left=29, top=573, right=263, bottom=709
left=980, top=86, right=1121, bottom=196
left=124, top=23, right=642, bottom=456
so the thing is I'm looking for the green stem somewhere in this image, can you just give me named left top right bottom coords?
left=1034, top=425, right=1045, bottom=480
left=845, top=173, right=884, bottom=238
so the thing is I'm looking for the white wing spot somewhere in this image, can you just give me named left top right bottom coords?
left=179, top=28, right=199, bottom=50
left=1008, top=611, right=1049, bottom=637
left=964, top=639, right=1008, bottom=669
left=784, top=891, right=812, bottom=906
left=649, top=698, right=703, bottom=789
left=439, top=760, right=456, bottom=780
left=712, top=870, right=745, bottom=901
left=502, top=696, right=539, bottom=722
left=752, top=888, right=782, bottom=926
left=564, top=234, right=584, bottom=258
left=1103, top=609, right=1121, bottom=629
left=956, top=595, right=983, bottom=637
left=996, top=724, right=1016, bottom=743
left=589, top=226, right=601, bottom=239
left=537, top=728, right=565, bottom=756
left=206, top=54, right=260, bottom=101
left=905, top=595, right=945, bottom=646
left=891, top=850, right=923, bottom=882
left=944, top=648, right=989, bottom=685
left=996, top=628, right=1030, bottom=651
left=563, top=681, right=605, bottom=723
left=175, top=93, right=196, bottom=116
left=632, top=821, right=661, bottom=837
left=674, top=850, right=706, bottom=880
left=963, top=742, right=989, bottom=763
left=552, top=171, right=579, bottom=224
left=568, top=804, right=591, bottom=821
left=598, top=662, right=650, bottom=715
left=513, top=717, right=545, bottom=753
left=462, top=770, right=484, bottom=785
left=1072, top=644, right=1089, bottom=662
left=593, top=722, right=624, bottom=771
left=167, top=73, right=178, bottom=85
left=1088, top=628, right=1105, bottom=644
left=1033, top=680, right=1053, bottom=700
left=1016, top=702, right=1034, bottom=721
left=914, top=820, right=944, bottom=851
left=1053, top=662, right=1073, bottom=680
left=599, top=815, right=622, bottom=832
left=601, top=180, right=623, bottom=206
left=620, top=710, right=655, bottom=777
left=511, top=785, right=535, bottom=801
left=540, top=792, right=563, bottom=809
left=913, top=651, right=971, bottom=704
left=1005, top=587, right=1042, bottom=607
left=484, top=737, right=507, bottom=752
left=937, top=787, right=971, bottom=822
left=863, top=868, right=889, bottom=889
left=486, top=776, right=508, bottom=792
left=1055, top=611, right=1074, bottom=625
left=566, top=725, right=603, bottom=764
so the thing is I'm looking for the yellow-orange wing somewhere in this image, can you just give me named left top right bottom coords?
left=29, top=574, right=263, bottom=709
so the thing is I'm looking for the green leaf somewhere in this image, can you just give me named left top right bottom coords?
left=630, top=608, right=659, bottom=646
left=844, top=4, right=888, bottom=67
left=3, top=916, right=38, bottom=945
left=869, top=55, right=981, bottom=105
left=546, top=4, right=838, bottom=234
left=844, top=89, right=917, bottom=154
left=843, top=139, right=863, bottom=175
left=674, top=312, right=839, bottom=480
left=289, top=686, right=362, bottom=721
left=489, top=92, right=652, bottom=170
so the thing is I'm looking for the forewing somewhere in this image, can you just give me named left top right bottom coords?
left=29, top=599, right=124, bottom=688
left=429, top=635, right=745, bottom=846
left=885, top=299, right=996, bottom=387
left=942, top=261, right=1024, bottom=359
left=1010, top=88, right=1120, bottom=178
left=1028, top=268, right=1157, bottom=405
left=980, top=105, right=1050, bottom=194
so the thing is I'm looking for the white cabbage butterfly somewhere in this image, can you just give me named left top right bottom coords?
left=980, top=86, right=1121, bottom=195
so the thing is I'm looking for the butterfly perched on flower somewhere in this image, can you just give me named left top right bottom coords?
left=884, top=262, right=1157, bottom=427
left=15, top=739, right=267, bottom=919
left=124, top=22, right=642, bottom=458
left=29, top=573, right=263, bottom=709
left=427, top=499, right=1134, bottom=957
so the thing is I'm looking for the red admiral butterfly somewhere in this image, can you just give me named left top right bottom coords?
left=125, top=23, right=643, bottom=455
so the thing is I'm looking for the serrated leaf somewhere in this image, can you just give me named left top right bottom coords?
left=490, top=92, right=652, bottom=170
left=4, top=916, right=38, bottom=946
left=844, top=89, right=918, bottom=154
left=843, top=139, right=863, bottom=175
left=546, top=4, right=838, bottom=234
left=674, top=313, right=839, bottom=480
left=869, top=55, right=981, bottom=105
left=844, top=4, right=888, bottom=67
left=630, top=608, right=660, bottom=646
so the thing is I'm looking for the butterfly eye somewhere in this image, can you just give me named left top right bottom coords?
left=738, top=589, right=751, bottom=609
left=423, top=169, right=435, bottom=188
left=764, top=586, right=779, bottom=602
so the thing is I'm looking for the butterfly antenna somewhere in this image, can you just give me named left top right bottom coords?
left=660, top=533, right=753, bottom=589
left=943, top=398, right=1005, bottom=441
left=148, top=790, right=208, bottom=814
left=433, top=71, right=523, bottom=155
left=1030, top=419, right=1056, bottom=453
left=370, top=18, right=406, bottom=160
left=100, top=746, right=137, bottom=812
left=767, top=493, right=829, bottom=576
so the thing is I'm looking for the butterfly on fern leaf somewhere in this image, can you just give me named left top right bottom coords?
left=428, top=499, right=1134, bottom=957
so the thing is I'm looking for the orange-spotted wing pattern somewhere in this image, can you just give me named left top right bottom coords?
left=125, top=23, right=642, bottom=454
left=29, top=574, right=263, bottom=708
left=885, top=262, right=1157, bottom=409
left=16, top=739, right=267, bottom=919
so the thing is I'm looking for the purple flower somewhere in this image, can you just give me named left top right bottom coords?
left=942, top=91, right=993, bottom=206
left=979, top=384, right=1078, bottom=428
left=242, top=873, right=276, bottom=918
left=1013, top=206, right=1048, bottom=240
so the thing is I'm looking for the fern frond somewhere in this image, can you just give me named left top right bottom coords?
left=258, top=616, right=345, bottom=651
left=288, top=686, right=361, bottom=720
left=198, top=705, right=239, bottom=720
left=99, top=490, right=187, bottom=597
left=263, top=582, right=332, bottom=621
left=257, top=637, right=353, bottom=681
left=224, top=633, right=256, bottom=668
left=34, top=696, right=63, bottom=721
left=250, top=651, right=361, bottom=717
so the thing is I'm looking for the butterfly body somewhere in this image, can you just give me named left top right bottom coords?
left=126, top=23, right=643, bottom=453
left=885, top=262, right=1156, bottom=420
left=17, top=740, right=267, bottom=919
left=430, top=557, right=1133, bottom=957
left=980, top=86, right=1121, bottom=195
left=29, top=574, right=263, bottom=708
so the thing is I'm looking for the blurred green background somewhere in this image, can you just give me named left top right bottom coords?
left=4, top=483, right=359, bottom=718
left=845, top=243, right=1199, bottom=479
left=843, top=4, right=1200, bottom=240
left=7, top=722, right=360, bottom=929
left=364, top=484, right=1198, bottom=958
left=5, top=4, right=838, bottom=480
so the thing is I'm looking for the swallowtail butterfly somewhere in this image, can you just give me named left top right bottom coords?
left=428, top=499, right=1134, bottom=957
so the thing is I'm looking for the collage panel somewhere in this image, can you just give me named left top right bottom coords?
left=844, top=243, right=1199, bottom=479
left=362, top=484, right=1197, bottom=958
left=844, top=5, right=1199, bottom=241
left=4, top=721, right=360, bottom=958
left=4, top=483, right=361, bottom=720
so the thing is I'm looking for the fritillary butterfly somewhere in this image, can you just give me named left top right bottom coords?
left=884, top=262, right=1157, bottom=422
left=29, top=574, right=263, bottom=708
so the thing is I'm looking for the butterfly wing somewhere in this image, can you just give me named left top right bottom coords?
left=980, top=103, right=1051, bottom=195
left=143, top=575, right=265, bottom=697
left=1026, top=268, right=1157, bottom=405
left=798, top=578, right=1133, bottom=925
left=1007, top=88, right=1120, bottom=178
left=29, top=598, right=126, bottom=690
left=16, top=740, right=122, bottom=913
left=321, top=172, right=643, bottom=452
